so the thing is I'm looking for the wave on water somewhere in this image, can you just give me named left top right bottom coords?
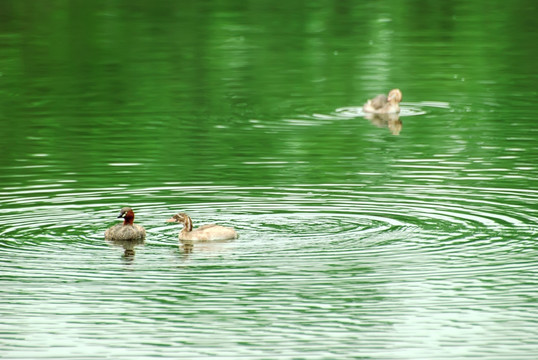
left=1, top=183, right=537, bottom=359
left=334, top=101, right=450, bottom=118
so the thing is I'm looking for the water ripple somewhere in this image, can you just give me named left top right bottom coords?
left=1, top=183, right=537, bottom=359
left=334, top=101, right=442, bottom=118
left=1, top=183, right=535, bottom=255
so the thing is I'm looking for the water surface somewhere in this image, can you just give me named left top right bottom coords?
left=1, top=1, right=537, bottom=359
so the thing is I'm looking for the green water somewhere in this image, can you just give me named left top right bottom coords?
left=1, top=1, right=537, bottom=359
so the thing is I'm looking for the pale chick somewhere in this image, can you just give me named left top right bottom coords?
left=166, top=212, right=238, bottom=241
left=363, top=89, right=403, bottom=114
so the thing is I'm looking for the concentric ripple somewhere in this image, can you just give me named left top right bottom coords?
left=0, top=182, right=536, bottom=253
left=335, top=101, right=450, bottom=118
left=1, top=183, right=537, bottom=359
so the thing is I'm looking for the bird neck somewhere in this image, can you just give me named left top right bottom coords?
left=183, top=215, right=193, bottom=232
left=123, top=211, right=135, bottom=225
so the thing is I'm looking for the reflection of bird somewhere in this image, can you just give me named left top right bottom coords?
left=363, top=89, right=402, bottom=114
left=104, top=207, right=146, bottom=241
left=106, top=237, right=145, bottom=258
left=365, top=112, right=403, bottom=135
left=166, top=213, right=238, bottom=241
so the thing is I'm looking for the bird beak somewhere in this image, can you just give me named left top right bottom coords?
left=117, top=212, right=124, bottom=218
left=166, top=217, right=177, bottom=223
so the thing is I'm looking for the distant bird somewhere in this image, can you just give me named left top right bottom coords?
left=166, top=212, right=238, bottom=241
left=363, top=89, right=402, bottom=114
left=104, top=207, right=146, bottom=241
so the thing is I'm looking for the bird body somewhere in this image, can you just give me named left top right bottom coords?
left=105, top=207, right=146, bottom=241
left=363, top=89, right=402, bottom=114
left=166, top=213, right=238, bottom=241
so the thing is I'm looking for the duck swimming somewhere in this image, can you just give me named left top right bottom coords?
left=104, top=207, right=146, bottom=241
left=166, top=212, right=238, bottom=241
left=363, top=89, right=402, bottom=114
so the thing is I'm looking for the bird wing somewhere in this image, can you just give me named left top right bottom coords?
left=369, top=94, right=388, bottom=109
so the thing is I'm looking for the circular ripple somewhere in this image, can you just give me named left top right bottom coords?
left=1, top=184, right=536, bottom=250
left=335, top=104, right=426, bottom=118
left=0, top=183, right=536, bottom=283
left=335, top=101, right=451, bottom=118
left=1, top=183, right=537, bottom=359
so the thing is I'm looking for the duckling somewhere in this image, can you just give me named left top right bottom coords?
left=104, top=207, right=146, bottom=241
left=166, top=212, right=238, bottom=241
left=363, top=89, right=402, bottom=114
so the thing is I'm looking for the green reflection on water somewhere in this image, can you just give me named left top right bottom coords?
left=1, top=0, right=536, bottom=189
left=0, top=2, right=537, bottom=358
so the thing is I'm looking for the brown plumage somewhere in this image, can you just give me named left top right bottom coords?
left=166, top=212, right=238, bottom=241
left=104, top=207, right=146, bottom=241
left=363, top=89, right=402, bottom=114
